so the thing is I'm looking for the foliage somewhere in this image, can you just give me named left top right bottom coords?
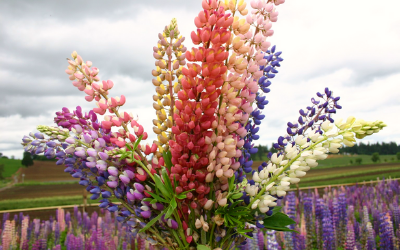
left=339, top=141, right=400, bottom=155
left=355, top=157, right=362, bottom=164
left=0, top=164, right=4, bottom=180
left=371, top=152, right=380, bottom=163
left=21, top=151, right=33, bottom=167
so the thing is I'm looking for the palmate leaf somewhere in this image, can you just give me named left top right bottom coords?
left=147, top=191, right=168, bottom=203
left=263, top=212, right=296, bottom=230
left=197, top=244, right=211, bottom=250
left=154, top=174, right=172, bottom=199
left=132, top=135, right=143, bottom=151
left=162, top=151, right=173, bottom=171
left=139, top=210, right=165, bottom=233
left=161, top=167, right=174, bottom=194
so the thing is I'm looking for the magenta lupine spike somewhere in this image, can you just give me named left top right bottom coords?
left=345, top=221, right=356, bottom=250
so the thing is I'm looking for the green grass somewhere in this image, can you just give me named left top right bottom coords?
left=299, top=172, right=400, bottom=188
left=0, top=158, right=23, bottom=178
left=301, top=166, right=400, bottom=183
left=316, top=154, right=398, bottom=169
left=254, top=154, right=398, bottom=169
left=0, top=195, right=119, bottom=211
left=14, top=180, right=79, bottom=186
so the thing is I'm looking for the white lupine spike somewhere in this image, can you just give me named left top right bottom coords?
left=266, top=163, right=275, bottom=173
left=305, top=158, right=317, bottom=167
left=295, top=170, right=306, bottom=177
left=321, top=120, right=332, bottom=131
left=290, top=177, right=300, bottom=184
left=253, top=172, right=261, bottom=182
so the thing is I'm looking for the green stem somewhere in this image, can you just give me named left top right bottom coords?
left=171, top=230, right=185, bottom=249
left=208, top=222, right=216, bottom=247
left=173, top=211, right=189, bottom=248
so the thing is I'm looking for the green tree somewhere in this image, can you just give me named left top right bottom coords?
left=355, top=158, right=362, bottom=165
left=21, top=152, right=34, bottom=167
left=0, top=164, right=4, bottom=180
left=371, top=152, right=380, bottom=163
left=397, top=152, right=400, bottom=161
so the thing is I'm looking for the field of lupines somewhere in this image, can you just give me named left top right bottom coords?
left=1, top=178, right=398, bottom=249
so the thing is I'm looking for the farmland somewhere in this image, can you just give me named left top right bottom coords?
left=0, top=155, right=399, bottom=211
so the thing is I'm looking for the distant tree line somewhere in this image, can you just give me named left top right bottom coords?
left=340, top=141, right=400, bottom=155
left=251, top=141, right=400, bottom=161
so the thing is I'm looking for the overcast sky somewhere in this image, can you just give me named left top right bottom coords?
left=1, top=0, right=399, bottom=159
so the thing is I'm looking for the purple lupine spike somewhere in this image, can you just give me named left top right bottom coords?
left=257, top=229, right=264, bottom=250
left=322, top=207, right=336, bottom=250
left=379, top=213, right=395, bottom=250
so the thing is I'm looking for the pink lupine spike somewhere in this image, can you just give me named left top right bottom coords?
left=101, top=120, right=113, bottom=129
left=92, top=82, right=100, bottom=91
left=93, top=107, right=106, bottom=115
left=74, top=72, right=84, bottom=79
left=85, top=95, right=94, bottom=102
left=97, top=101, right=108, bottom=110
left=118, top=95, right=126, bottom=106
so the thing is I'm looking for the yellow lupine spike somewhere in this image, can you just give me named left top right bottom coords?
left=157, top=123, right=163, bottom=129
left=157, top=44, right=161, bottom=48
left=239, top=19, right=245, bottom=25
left=161, top=109, right=166, bottom=116
left=156, top=66, right=161, bottom=71
left=234, top=16, right=239, bottom=22
left=232, top=0, right=237, bottom=5
left=157, top=51, right=162, bottom=56
left=178, top=51, right=182, bottom=56
left=174, top=82, right=178, bottom=88
left=161, top=132, right=167, bottom=138
left=157, top=99, right=163, bottom=106
left=157, top=76, right=162, bottom=82
left=162, top=32, right=166, bottom=37
left=160, top=84, right=165, bottom=90
left=158, top=145, right=164, bottom=153
left=238, top=0, right=244, bottom=5
left=225, top=0, right=229, bottom=5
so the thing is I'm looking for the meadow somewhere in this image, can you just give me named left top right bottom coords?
left=0, top=179, right=398, bottom=249
left=0, top=156, right=399, bottom=211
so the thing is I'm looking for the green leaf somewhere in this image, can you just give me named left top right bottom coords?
left=154, top=174, right=171, bottom=199
left=176, top=194, right=186, bottom=199
left=197, top=245, right=211, bottom=250
left=165, top=205, right=174, bottom=219
left=162, top=151, right=173, bottom=170
left=181, top=189, right=195, bottom=195
left=229, top=176, right=235, bottom=192
left=150, top=199, right=158, bottom=204
left=148, top=190, right=168, bottom=203
left=139, top=211, right=164, bottom=233
left=133, top=135, right=143, bottom=151
left=263, top=212, right=296, bottom=228
left=170, top=197, right=177, bottom=209
left=264, top=225, right=298, bottom=232
left=231, top=192, right=243, bottom=200
left=161, top=167, right=174, bottom=194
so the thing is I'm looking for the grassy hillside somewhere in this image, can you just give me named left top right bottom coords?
left=0, top=158, right=22, bottom=178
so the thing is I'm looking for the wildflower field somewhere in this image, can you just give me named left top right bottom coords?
left=1, top=178, right=398, bottom=249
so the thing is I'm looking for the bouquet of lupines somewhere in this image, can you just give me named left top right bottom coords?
left=21, top=0, right=386, bottom=249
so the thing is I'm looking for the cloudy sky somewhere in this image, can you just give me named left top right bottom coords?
left=0, top=0, right=399, bottom=159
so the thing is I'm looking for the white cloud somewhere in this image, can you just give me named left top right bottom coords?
left=1, top=0, right=399, bottom=157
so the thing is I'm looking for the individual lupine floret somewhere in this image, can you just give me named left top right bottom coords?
left=152, top=18, right=187, bottom=157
